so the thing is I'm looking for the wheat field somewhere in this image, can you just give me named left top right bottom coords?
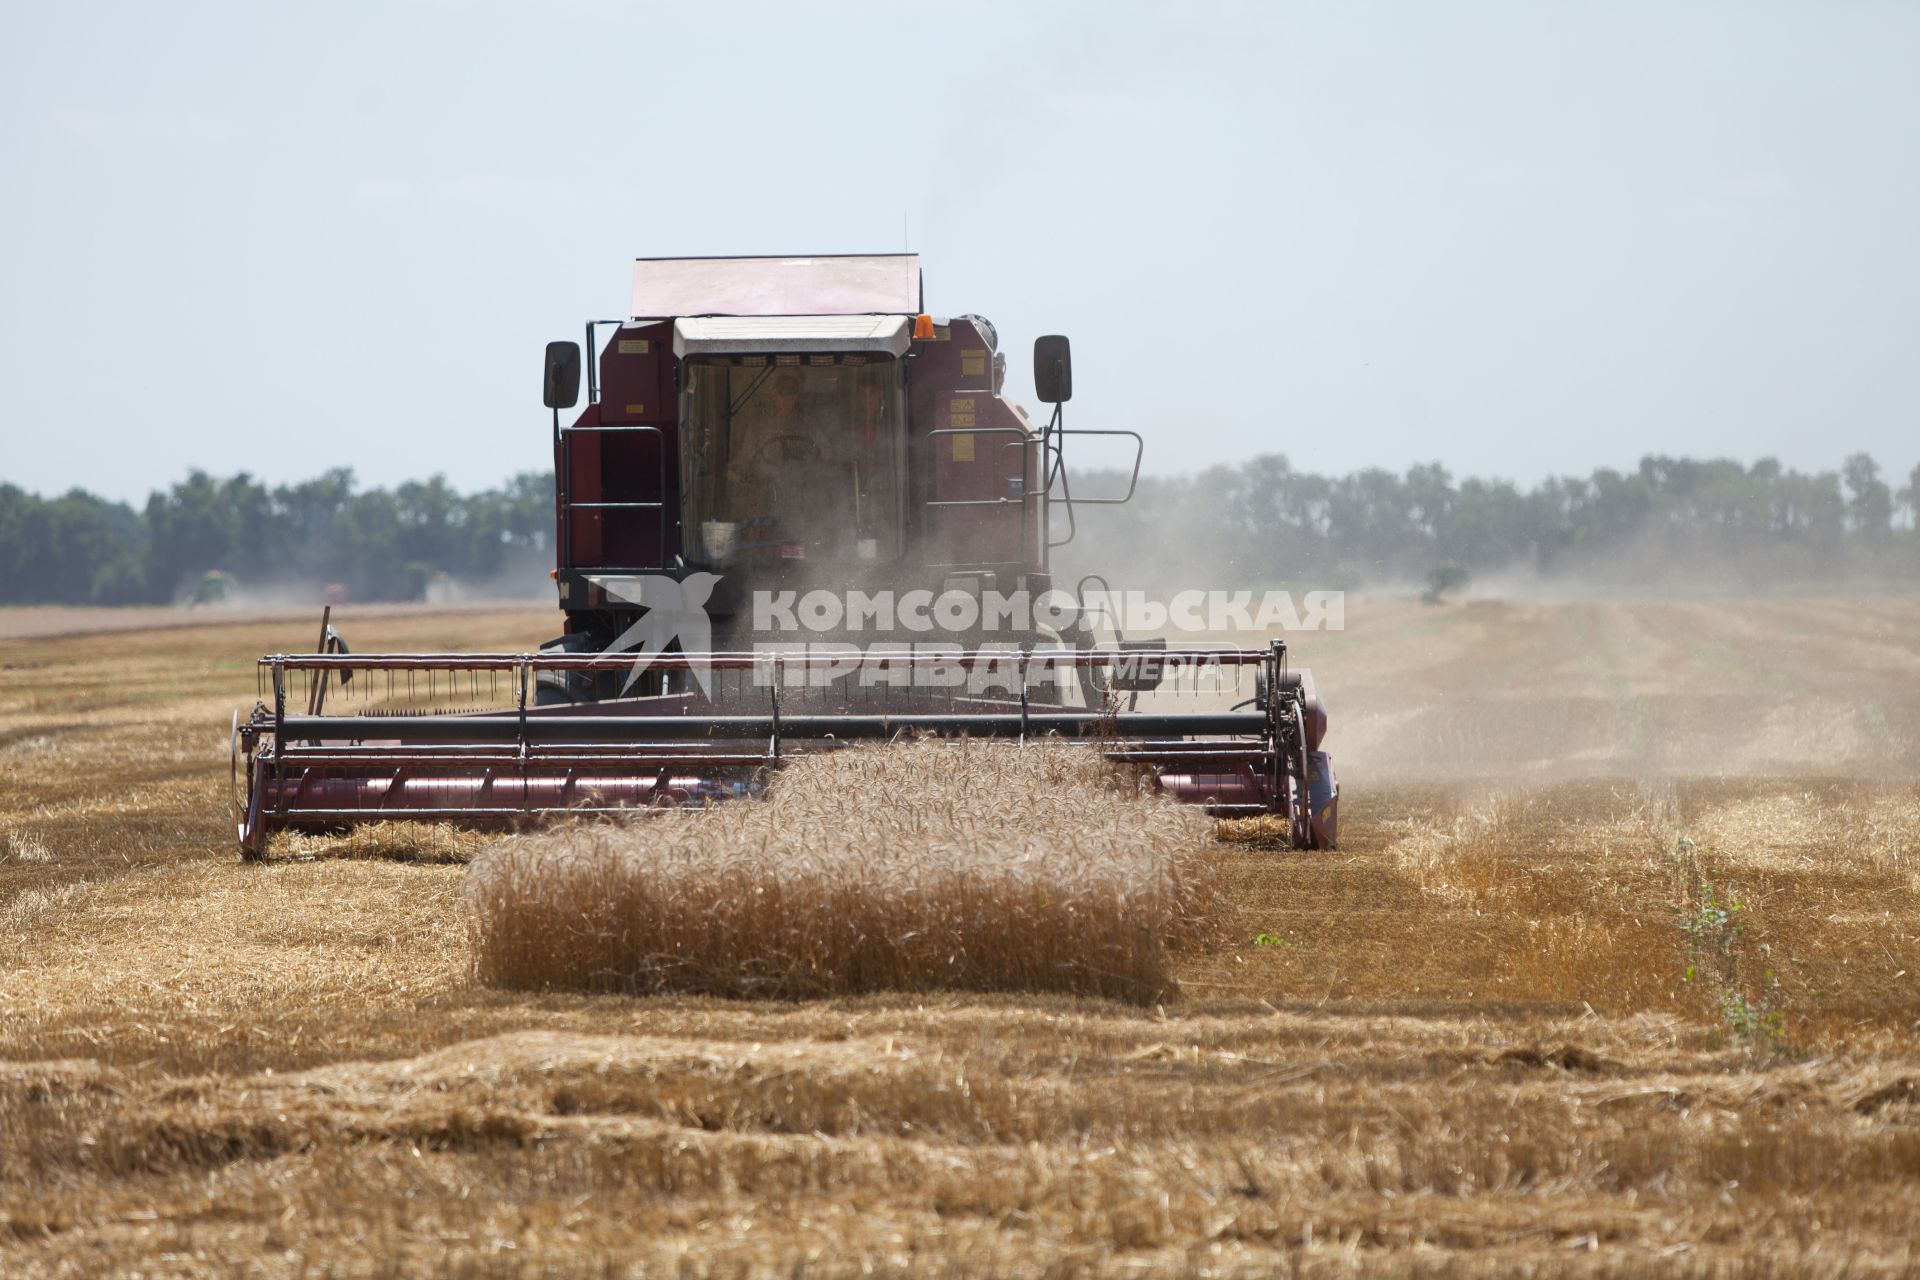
left=2, top=596, right=1918, bottom=1277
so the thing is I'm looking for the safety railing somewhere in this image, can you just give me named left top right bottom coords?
left=556, top=421, right=670, bottom=572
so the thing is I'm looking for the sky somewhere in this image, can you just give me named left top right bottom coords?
left=2, top=0, right=1917, bottom=503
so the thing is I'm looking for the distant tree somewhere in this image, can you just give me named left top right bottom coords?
left=1448, top=476, right=1528, bottom=568
left=1403, top=463, right=1454, bottom=546
left=273, top=469, right=356, bottom=581
left=1422, top=562, right=1470, bottom=604
left=0, top=485, right=146, bottom=603
left=1843, top=453, right=1894, bottom=549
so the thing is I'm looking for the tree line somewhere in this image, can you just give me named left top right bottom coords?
left=1, top=453, right=1915, bottom=606
left=1059, top=452, right=1919, bottom=591
left=0, top=470, right=552, bottom=605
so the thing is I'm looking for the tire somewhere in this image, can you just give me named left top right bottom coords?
left=534, top=632, right=601, bottom=706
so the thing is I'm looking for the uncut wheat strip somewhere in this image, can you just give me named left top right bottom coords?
left=465, top=741, right=1221, bottom=1002
left=469, top=848, right=1175, bottom=999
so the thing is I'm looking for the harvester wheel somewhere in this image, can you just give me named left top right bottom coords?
left=231, top=710, right=266, bottom=862
left=1071, top=620, right=1113, bottom=709
left=534, top=632, right=601, bottom=706
left=1282, top=698, right=1313, bottom=850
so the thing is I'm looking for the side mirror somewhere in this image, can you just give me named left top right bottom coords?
left=543, top=341, right=582, bottom=409
left=1033, top=334, right=1072, bottom=404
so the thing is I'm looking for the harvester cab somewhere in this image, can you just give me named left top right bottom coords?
left=229, top=254, right=1339, bottom=856
left=542, top=256, right=1092, bottom=663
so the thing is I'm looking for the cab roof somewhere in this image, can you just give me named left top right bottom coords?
left=632, top=254, right=921, bottom=320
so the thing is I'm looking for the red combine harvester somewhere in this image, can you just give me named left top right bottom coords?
left=231, top=255, right=1337, bottom=856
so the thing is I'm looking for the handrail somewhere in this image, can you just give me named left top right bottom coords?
left=922, top=425, right=1040, bottom=566
left=1052, top=427, right=1144, bottom=505
left=558, top=422, right=669, bottom=572
left=922, top=427, right=1038, bottom=507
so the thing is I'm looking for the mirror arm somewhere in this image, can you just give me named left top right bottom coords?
left=1046, top=406, right=1077, bottom=549
left=1049, top=441, right=1077, bottom=549
left=582, top=318, right=625, bottom=404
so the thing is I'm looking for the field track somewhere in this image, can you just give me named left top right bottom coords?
left=2, top=596, right=1917, bottom=1276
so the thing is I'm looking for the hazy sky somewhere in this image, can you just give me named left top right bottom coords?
left=3, top=1, right=1916, bottom=503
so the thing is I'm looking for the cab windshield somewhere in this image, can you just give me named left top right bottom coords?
left=680, top=355, right=904, bottom=566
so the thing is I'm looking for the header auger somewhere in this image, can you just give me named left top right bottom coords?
left=231, top=255, right=1338, bottom=856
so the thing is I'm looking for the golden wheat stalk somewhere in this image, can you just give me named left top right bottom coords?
left=463, top=740, right=1225, bottom=1003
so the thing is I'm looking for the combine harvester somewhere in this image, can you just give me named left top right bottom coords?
left=231, top=255, right=1337, bottom=856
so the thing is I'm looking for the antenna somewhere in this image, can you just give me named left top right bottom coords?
left=903, top=211, right=909, bottom=252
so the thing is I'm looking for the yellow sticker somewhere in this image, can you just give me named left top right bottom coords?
left=617, top=339, right=650, bottom=355
left=951, top=434, right=975, bottom=462
left=625, top=403, right=646, bottom=415
left=960, top=348, right=986, bottom=377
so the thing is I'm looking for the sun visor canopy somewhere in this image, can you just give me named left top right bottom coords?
left=672, top=314, right=912, bottom=358
left=634, top=255, right=921, bottom=319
